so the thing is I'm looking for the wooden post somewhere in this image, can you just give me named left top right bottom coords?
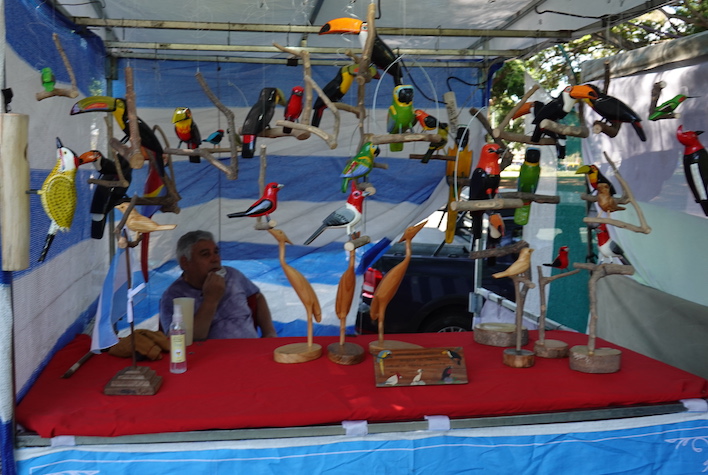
left=534, top=265, right=580, bottom=358
left=0, top=114, right=30, bottom=270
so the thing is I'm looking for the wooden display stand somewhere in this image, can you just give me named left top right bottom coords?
left=104, top=366, right=163, bottom=396
left=474, top=323, right=528, bottom=347
left=503, top=272, right=535, bottom=368
left=274, top=342, right=322, bottom=364
left=328, top=247, right=365, bottom=365
left=534, top=265, right=580, bottom=358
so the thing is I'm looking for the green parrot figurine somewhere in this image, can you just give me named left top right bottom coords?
left=387, top=85, right=415, bottom=152
left=41, top=67, right=55, bottom=92
left=513, top=147, right=541, bottom=226
left=340, top=142, right=380, bottom=192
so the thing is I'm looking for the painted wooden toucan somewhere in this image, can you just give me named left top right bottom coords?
left=676, top=125, right=708, bottom=216
left=530, top=85, right=598, bottom=157
left=576, top=164, right=617, bottom=196
left=71, top=95, right=168, bottom=281
left=319, top=17, right=403, bottom=85
left=387, top=85, right=415, bottom=152
left=513, top=147, right=541, bottom=226
left=415, top=109, right=448, bottom=163
left=79, top=150, right=133, bottom=240
left=172, top=107, right=201, bottom=163
left=241, top=87, right=286, bottom=159
left=311, top=64, right=377, bottom=128
left=340, top=142, right=380, bottom=192
left=283, top=86, right=304, bottom=133
left=583, top=84, right=646, bottom=142
left=515, top=99, right=565, bottom=159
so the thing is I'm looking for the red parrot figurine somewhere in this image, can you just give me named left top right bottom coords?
left=468, top=143, right=502, bottom=240
left=676, top=125, right=708, bottom=216
left=283, top=86, right=304, bottom=134
left=227, top=182, right=284, bottom=220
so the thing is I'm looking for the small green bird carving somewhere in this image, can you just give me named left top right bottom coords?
left=40, top=67, right=55, bottom=92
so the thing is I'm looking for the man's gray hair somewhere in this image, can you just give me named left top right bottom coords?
left=176, top=230, right=215, bottom=262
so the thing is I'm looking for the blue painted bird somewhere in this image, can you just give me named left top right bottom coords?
left=227, top=182, right=284, bottom=220
left=204, top=129, right=225, bottom=146
left=387, top=85, right=415, bottom=152
left=514, top=147, right=541, bottom=226
left=376, top=349, right=392, bottom=375
left=241, top=88, right=286, bottom=159
left=340, top=142, right=380, bottom=192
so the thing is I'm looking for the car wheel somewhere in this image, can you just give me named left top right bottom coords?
left=420, top=311, right=472, bottom=333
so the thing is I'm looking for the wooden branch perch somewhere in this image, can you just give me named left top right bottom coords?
left=539, top=119, right=589, bottom=138
left=109, top=67, right=144, bottom=169
left=468, top=239, right=529, bottom=260
left=574, top=262, right=634, bottom=354
left=582, top=152, right=651, bottom=234
left=536, top=265, right=581, bottom=342
left=196, top=71, right=240, bottom=179
left=498, top=191, right=561, bottom=204
left=36, top=34, right=79, bottom=101
left=469, top=107, right=512, bottom=169
left=450, top=198, right=524, bottom=212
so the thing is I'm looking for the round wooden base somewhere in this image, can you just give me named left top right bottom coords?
left=273, top=342, right=322, bottom=363
left=569, top=345, right=621, bottom=373
left=534, top=339, right=569, bottom=359
left=327, top=342, right=365, bottom=365
left=368, top=339, right=423, bottom=354
left=503, top=348, right=535, bottom=368
left=474, top=323, right=528, bottom=347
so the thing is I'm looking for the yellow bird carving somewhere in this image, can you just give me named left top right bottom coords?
left=492, top=247, right=534, bottom=279
left=36, top=138, right=97, bottom=262
left=114, top=202, right=177, bottom=234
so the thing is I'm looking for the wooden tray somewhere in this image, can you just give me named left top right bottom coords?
left=374, top=347, right=468, bottom=387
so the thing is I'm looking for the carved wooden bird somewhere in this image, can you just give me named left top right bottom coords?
left=268, top=228, right=322, bottom=345
left=114, top=202, right=177, bottom=234
left=596, top=182, right=625, bottom=216
left=335, top=249, right=357, bottom=324
left=370, top=221, right=426, bottom=330
left=492, top=248, right=534, bottom=279
left=35, top=138, right=97, bottom=262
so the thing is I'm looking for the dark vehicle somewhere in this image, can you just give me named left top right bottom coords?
left=356, top=212, right=521, bottom=334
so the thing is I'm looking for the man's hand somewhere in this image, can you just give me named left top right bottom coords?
left=202, top=271, right=226, bottom=304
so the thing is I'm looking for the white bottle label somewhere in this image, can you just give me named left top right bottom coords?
left=171, top=334, right=186, bottom=363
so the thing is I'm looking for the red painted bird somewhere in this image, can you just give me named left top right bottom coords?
left=676, top=125, right=708, bottom=216
left=283, top=86, right=304, bottom=134
left=543, top=246, right=569, bottom=269
left=227, top=182, right=284, bottom=219
left=596, top=224, right=629, bottom=265
left=304, top=181, right=370, bottom=245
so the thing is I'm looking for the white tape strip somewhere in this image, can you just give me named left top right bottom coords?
left=342, top=420, right=368, bottom=436
left=425, top=415, right=451, bottom=431
left=50, top=435, right=76, bottom=447
left=681, top=398, right=708, bottom=412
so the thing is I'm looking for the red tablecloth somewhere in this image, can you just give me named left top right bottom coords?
left=16, top=331, right=708, bottom=438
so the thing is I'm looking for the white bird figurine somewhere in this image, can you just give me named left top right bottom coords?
left=384, top=373, right=402, bottom=386
left=411, top=369, right=425, bottom=385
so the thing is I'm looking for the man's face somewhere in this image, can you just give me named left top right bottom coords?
left=181, top=239, right=222, bottom=287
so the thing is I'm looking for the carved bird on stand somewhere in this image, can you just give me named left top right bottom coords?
left=676, top=125, right=708, bottom=216
left=283, top=86, right=304, bottom=133
left=370, top=221, right=427, bottom=331
left=172, top=107, right=202, bottom=152
left=34, top=138, right=96, bottom=262
left=241, top=87, right=286, bottom=159
left=114, top=202, right=177, bottom=234
left=596, top=182, right=625, bottom=216
left=269, top=229, right=322, bottom=344
left=304, top=181, right=369, bottom=245
left=387, top=85, right=416, bottom=152
left=596, top=224, right=629, bottom=265
left=319, top=17, right=403, bottom=85
left=649, top=94, right=692, bottom=121
left=340, top=142, right=380, bottom=193
left=204, top=129, right=225, bottom=146
left=492, top=248, right=534, bottom=279
left=543, top=246, right=569, bottom=270
left=576, top=164, right=617, bottom=196
left=583, top=84, right=646, bottom=142
left=415, top=109, right=448, bottom=163
left=227, top=182, right=284, bottom=220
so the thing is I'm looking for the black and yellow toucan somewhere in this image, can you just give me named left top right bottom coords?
left=319, top=17, right=403, bottom=85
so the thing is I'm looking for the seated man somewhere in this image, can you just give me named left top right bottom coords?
left=160, top=230, right=277, bottom=339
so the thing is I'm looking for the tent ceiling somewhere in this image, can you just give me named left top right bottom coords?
left=54, top=0, right=673, bottom=65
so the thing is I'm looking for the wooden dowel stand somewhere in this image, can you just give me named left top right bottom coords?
left=534, top=265, right=580, bottom=358
left=0, top=113, right=30, bottom=270
left=502, top=273, right=535, bottom=368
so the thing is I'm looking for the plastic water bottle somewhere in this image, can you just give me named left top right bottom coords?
left=169, top=306, right=187, bottom=374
